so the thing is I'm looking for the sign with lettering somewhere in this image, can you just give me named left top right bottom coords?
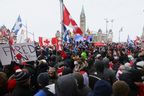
left=0, top=42, right=37, bottom=65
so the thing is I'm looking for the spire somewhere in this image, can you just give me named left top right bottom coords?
left=141, top=25, right=144, bottom=39
left=81, top=5, right=85, bottom=16
left=80, top=5, right=86, bottom=35
left=82, top=5, right=84, bottom=14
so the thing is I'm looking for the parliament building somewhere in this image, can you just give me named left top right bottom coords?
left=80, top=7, right=113, bottom=43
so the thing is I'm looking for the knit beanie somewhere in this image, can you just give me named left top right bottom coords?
left=136, top=61, right=144, bottom=70
left=37, top=72, right=50, bottom=87
left=14, top=71, right=30, bottom=83
left=62, top=67, right=73, bottom=75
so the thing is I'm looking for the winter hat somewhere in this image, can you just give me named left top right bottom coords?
left=88, top=80, right=112, bottom=96
left=62, top=67, right=73, bottom=75
left=136, top=61, right=144, bottom=70
left=14, top=71, right=30, bottom=83
left=38, top=59, right=47, bottom=65
left=14, top=66, right=22, bottom=73
left=55, top=74, right=79, bottom=96
left=37, top=72, right=50, bottom=87
left=112, top=80, right=129, bottom=96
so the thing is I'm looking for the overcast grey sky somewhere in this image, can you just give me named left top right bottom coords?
left=0, top=0, right=144, bottom=42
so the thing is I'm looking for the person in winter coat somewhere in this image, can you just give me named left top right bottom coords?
left=34, top=72, right=55, bottom=96
left=55, top=74, right=80, bottom=96
left=12, top=70, right=34, bottom=96
left=73, top=72, right=91, bottom=96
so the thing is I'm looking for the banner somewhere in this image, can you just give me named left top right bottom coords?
left=0, top=42, right=37, bottom=65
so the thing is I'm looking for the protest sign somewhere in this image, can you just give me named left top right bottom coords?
left=0, top=42, right=37, bottom=65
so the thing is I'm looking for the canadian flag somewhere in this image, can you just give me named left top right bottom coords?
left=51, top=37, right=62, bottom=51
left=63, top=4, right=83, bottom=35
left=39, top=37, right=50, bottom=47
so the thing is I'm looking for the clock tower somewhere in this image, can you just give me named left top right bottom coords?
left=80, top=6, right=86, bottom=35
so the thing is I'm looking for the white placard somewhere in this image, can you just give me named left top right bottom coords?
left=0, top=42, right=37, bottom=65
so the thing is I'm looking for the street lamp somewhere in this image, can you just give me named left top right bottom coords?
left=119, top=27, right=123, bottom=43
left=104, top=18, right=109, bottom=35
left=104, top=18, right=109, bottom=43
left=110, top=19, right=114, bottom=30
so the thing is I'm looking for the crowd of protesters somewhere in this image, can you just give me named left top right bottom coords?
left=0, top=40, right=144, bottom=96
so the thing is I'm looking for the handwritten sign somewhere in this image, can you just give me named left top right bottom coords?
left=0, top=42, right=37, bottom=65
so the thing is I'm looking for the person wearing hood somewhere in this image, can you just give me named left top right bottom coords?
left=73, top=72, right=91, bottom=96
left=55, top=74, right=80, bottom=96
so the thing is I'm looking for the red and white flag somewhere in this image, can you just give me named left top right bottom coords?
left=51, top=37, right=62, bottom=51
left=39, top=37, right=50, bottom=47
left=63, top=4, right=83, bottom=35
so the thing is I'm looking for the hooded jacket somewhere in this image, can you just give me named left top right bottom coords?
left=55, top=74, right=79, bottom=96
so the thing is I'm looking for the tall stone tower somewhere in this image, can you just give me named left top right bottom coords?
left=141, top=26, right=144, bottom=47
left=80, top=6, right=86, bottom=35
left=141, top=26, right=144, bottom=39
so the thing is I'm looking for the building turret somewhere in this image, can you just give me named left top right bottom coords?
left=80, top=6, right=86, bottom=35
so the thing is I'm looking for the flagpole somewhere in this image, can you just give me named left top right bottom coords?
left=119, top=27, right=123, bottom=43
left=60, top=0, right=64, bottom=45
left=26, top=21, right=28, bottom=41
left=119, top=30, right=121, bottom=43
left=33, top=32, right=35, bottom=41
left=8, top=33, right=14, bottom=61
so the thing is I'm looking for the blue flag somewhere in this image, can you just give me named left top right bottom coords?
left=12, top=15, right=22, bottom=35
left=63, top=25, right=70, bottom=43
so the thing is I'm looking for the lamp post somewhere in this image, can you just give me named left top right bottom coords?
left=104, top=18, right=109, bottom=35
left=59, top=0, right=64, bottom=45
left=119, top=27, right=123, bottom=43
left=110, top=19, right=114, bottom=30
left=104, top=18, right=109, bottom=42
